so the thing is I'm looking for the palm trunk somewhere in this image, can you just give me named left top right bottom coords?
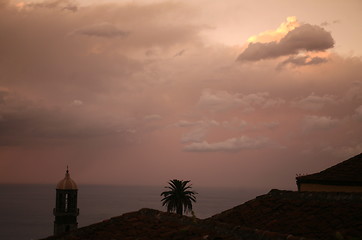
left=177, top=205, right=183, bottom=215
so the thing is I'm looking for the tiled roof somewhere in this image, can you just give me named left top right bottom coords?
left=297, top=153, right=362, bottom=185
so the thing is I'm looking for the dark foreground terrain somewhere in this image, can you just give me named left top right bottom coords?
left=42, top=190, right=362, bottom=240
left=210, top=189, right=362, bottom=240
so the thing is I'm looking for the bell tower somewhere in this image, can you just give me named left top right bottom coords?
left=53, top=166, right=79, bottom=235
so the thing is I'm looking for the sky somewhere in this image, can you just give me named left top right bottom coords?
left=0, top=0, right=361, bottom=190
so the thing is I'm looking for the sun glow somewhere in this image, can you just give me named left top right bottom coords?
left=247, top=16, right=300, bottom=43
left=15, top=2, right=25, bottom=9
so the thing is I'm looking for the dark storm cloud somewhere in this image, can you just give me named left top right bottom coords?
left=237, top=24, right=334, bottom=61
left=0, top=0, right=204, bottom=148
left=277, top=55, right=328, bottom=69
left=0, top=105, right=119, bottom=146
left=0, top=90, right=122, bottom=146
left=73, top=22, right=129, bottom=38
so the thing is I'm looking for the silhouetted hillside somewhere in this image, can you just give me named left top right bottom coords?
left=41, top=208, right=311, bottom=240
left=41, top=189, right=362, bottom=240
left=210, top=189, right=362, bottom=240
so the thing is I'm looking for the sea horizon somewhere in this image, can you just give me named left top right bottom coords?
left=0, top=184, right=271, bottom=240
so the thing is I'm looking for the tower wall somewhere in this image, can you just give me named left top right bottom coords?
left=53, top=189, right=79, bottom=235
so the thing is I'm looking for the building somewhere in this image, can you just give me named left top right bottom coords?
left=296, top=153, right=362, bottom=192
left=53, top=167, right=79, bottom=235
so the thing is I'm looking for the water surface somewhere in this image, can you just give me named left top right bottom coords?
left=0, top=184, right=268, bottom=240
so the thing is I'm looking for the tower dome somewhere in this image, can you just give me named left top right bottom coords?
left=56, top=167, right=78, bottom=190
left=53, top=166, right=79, bottom=235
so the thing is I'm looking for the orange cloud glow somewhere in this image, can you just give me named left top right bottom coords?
left=247, top=16, right=299, bottom=43
left=0, top=0, right=361, bottom=190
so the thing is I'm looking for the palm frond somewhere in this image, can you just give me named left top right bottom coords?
left=160, top=179, right=197, bottom=215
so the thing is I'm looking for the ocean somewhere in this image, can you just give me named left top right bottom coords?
left=0, top=184, right=269, bottom=240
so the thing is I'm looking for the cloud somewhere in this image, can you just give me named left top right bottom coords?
left=26, top=0, right=78, bottom=12
left=322, top=143, right=362, bottom=159
left=73, top=22, right=129, bottom=38
left=181, top=127, right=207, bottom=143
left=342, top=81, right=362, bottom=102
left=0, top=0, right=361, bottom=188
left=320, top=20, right=340, bottom=27
left=262, top=121, right=280, bottom=129
left=173, top=49, right=186, bottom=57
left=183, top=136, right=269, bottom=152
left=71, top=99, right=83, bottom=106
left=144, top=114, right=162, bottom=121
left=237, top=24, right=334, bottom=61
left=303, top=115, right=339, bottom=131
left=247, top=16, right=299, bottom=43
left=0, top=0, right=9, bottom=9
left=355, top=105, right=362, bottom=121
left=0, top=0, right=206, bottom=146
left=292, top=93, right=336, bottom=111
left=177, top=119, right=219, bottom=143
left=222, top=119, right=247, bottom=130
left=277, top=55, right=328, bottom=69
left=175, top=119, right=219, bottom=128
left=175, top=120, right=203, bottom=127
left=0, top=88, right=9, bottom=104
left=197, top=90, right=285, bottom=112
left=126, top=129, right=137, bottom=134
left=0, top=107, right=117, bottom=143
left=197, top=89, right=243, bottom=111
left=0, top=90, right=122, bottom=145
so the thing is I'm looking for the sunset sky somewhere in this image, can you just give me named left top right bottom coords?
left=1, top=0, right=361, bottom=189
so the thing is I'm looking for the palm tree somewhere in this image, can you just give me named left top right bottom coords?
left=160, top=179, right=197, bottom=215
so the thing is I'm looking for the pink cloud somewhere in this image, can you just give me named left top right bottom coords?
left=183, top=136, right=270, bottom=152
left=303, top=115, right=339, bottom=131
left=237, top=24, right=334, bottom=61
left=73, top=22, right=129, bottom=38
left=197, top=90, right=285, bottom=112
left=355, top=105, right=362, bottom=121
left=0, top=1, right=361, bottom=189
left=292, top=93, right=336, bottom=111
